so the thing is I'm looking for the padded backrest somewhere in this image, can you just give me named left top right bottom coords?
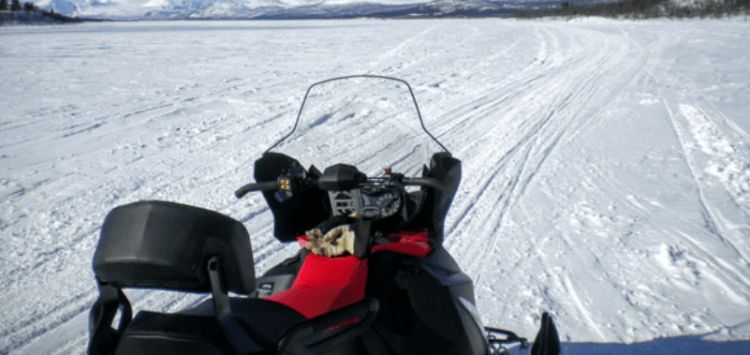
left=93, top=201, right=255, bottom=294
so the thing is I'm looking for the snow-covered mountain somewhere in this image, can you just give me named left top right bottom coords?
left=33, top=0, right=401, bottom=18
left=33, top=0, right=534, bottom=19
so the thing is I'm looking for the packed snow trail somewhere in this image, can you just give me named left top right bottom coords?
left=1, top=19, right=749, bottom=354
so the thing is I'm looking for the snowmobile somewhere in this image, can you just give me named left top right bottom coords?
left=87, top=75, right=561, bottom=355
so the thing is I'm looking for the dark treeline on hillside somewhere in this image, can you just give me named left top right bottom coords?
left=0, top=0, right=83, bottom=24
left=517, top=0, right=750, bottom=18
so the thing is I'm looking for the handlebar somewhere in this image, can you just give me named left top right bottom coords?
left=235, top=181, right=279, bottom=198
left=402, top=177, right=444, bottom=191
left=235, top=175, right=443, bottom=199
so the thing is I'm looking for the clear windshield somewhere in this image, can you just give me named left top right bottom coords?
left=267, top=76, right=447, bottom=177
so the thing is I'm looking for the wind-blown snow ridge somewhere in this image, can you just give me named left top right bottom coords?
left=1, top=18, right=750, bottom=355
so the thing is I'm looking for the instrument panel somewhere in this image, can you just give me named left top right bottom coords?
left=328, top=186, right=402, bottom=219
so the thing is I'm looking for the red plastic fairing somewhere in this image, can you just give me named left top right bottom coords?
left=268, top=230, right=430, bottom=319
left=265, top=254, right=368, bottom=319
left=371, top=230, right=431, bottom=257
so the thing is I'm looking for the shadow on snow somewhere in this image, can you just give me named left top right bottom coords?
left=561, top=335, right=750, bottom=355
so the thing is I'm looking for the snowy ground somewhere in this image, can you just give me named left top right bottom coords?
left=1, top=18, right=749, bottom=354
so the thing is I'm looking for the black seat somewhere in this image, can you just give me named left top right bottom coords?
left=116, top=312, right=233, bottom=355
left=117, top=298, right=307, bottom=355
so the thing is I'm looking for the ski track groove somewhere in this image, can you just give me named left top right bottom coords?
left=662, top=99, right=748, bottom=263
left=562, top=274, right=607, bottom=341
left=454, top=26, right=639, bottom=276
left=676, top=230, right=750, bottom=301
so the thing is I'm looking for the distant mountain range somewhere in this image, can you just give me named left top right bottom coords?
left=32, top=0, right=560, bottom=19
left=36, top=0, right=715, bottom=20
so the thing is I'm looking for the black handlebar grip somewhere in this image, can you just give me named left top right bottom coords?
left=402, top=177, right=444, bottom=191
left=235, top=181, right=279, bottom=198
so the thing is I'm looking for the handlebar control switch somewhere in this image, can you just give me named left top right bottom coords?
left=279, top=178, right=292, bottom=191
left=273, top=165, right=307, bottom=202
left=275, top=177, right=294, bottom=202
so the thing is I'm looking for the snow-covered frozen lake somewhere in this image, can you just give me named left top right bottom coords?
left=1, top=18, right=749, bottom=354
